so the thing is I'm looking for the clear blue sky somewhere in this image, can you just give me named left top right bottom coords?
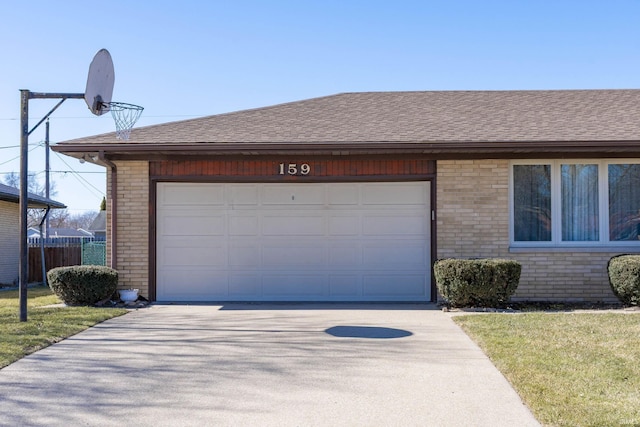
left=1, top=0, right=639, bottom=214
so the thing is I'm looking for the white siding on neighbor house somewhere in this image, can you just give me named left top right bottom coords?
left=156, top=182, right=431, bottom=302
left=0, top=201, right=19, bottom=285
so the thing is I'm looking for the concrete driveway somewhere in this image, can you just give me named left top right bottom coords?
left=0, top=304, right=539, bottom=426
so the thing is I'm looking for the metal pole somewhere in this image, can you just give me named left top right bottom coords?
left=19, top=90, right=30, bottom=322
left=45, top=119, right=50, bottom=237
left=39, top=207, right=50, bottom=287
left=17, top=90, right=85, bottom=322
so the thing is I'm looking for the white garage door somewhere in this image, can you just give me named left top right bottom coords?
left=156, top=182, right=431, bottom=302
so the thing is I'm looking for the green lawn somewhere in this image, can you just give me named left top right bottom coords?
left=454, top=312, right=640, bottom=427
left=0, top=287, right=127, bottom=369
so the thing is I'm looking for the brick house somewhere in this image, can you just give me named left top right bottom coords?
left=0, top=183, right=66, bottom=285
left=52, top=90, right=640, bottom=302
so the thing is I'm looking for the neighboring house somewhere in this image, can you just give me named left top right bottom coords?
left=88, top=211, right=106, bottom=240
left=27, top=227, right=41, bottom=239
left=0, top=183, right=65, bottom=285
left=28, top=228, right=94, bottom=239
left=52, top=90, right=640, bottom=303
left=27, top=227, right=94, bottom=249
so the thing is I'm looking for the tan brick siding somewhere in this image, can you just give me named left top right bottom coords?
left=437, top=160, right=619, bottom=302
left=0, top=201, right=19, bottom=284
left=516, top=252, right=618, bottom=301
left=106, top=161, right=149, bottom=296
left=437, top=160, right=511, bottom=259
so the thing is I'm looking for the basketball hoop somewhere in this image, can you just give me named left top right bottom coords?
left=104, top=101, right=144, bottom=140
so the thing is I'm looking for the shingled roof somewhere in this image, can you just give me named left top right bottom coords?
left=53, top=90, right=640, bottom=157
left=0, top=183, right=66, bottom=209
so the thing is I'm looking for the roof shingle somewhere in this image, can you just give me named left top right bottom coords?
left=0, top=183, right=66, bottom=208
left=56, top=90, right=640, bottom=146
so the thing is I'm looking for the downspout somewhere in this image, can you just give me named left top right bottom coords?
left=38, top=206, right=51, bottom=286
left=98, top=151, right=117, bottom=270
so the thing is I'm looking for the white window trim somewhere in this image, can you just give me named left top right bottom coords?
left=510, top=159, right=640, bottom=249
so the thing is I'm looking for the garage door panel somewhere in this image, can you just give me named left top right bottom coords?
left=363, top=214, right=425, bottom=235
left=363, top=275, right=427, bottom=297
left=161, top=246, right=225, bottom=266
left=160, top=183, right=224, bottom=206
left=328, top=245, right=359, bottom=266
left=157, top=182, right=431, bottom=302
left=228, top=275, right=261, bottom=296
left=362, top=243, right=428, bottom=268
left=329, top=216, right=359, bottom=235
left=229, top=216, right=259, bottom=236
left=362, top=183, right=427, bottom=205
left=229, top=185, right=259, bottom=205
left=328, top=185, right=358, bottom=205
left=228, top=245, right=261, bottom=267
left=158, top=269, right=229, bottom=299
left=329, top=275, right=361, bottom=296
left=159, top=237, right=225, bottom=265
left=262, top=215, right=325, bottom=236
left=263, top=185, right=324, bottom=205
left=162, top=214, right=225, bottom=236
left=262, top=275, right=326, bottom=296
left=262, top=245, right=326, bottom=267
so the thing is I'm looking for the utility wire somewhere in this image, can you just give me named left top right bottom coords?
left=51, top=170, right=105, bottom=174
left=0, top=114, right=203, bottom=120
left=53, top=152, right=105, bottom=198
left=0, top=144, right=41, bottom=167
left=0, top=142, right=43, bottom=150
left=0, top=170, right=104, bottom=175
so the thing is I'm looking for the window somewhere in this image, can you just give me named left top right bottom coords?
left=561, top=164, right=599, bottom=241
left=511, top=160, right=640, bottom=246
left=513, top=165, right=551, bottom=241
left=609, top=164, right=640, bottom=241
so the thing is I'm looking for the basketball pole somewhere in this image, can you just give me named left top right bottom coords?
left=18, top=90, right=84, bottom=322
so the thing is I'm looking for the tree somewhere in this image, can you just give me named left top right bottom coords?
left=100, top=197, right=106, bottom=211
left=3, top=171, right=56, bottom=199
left=66, top=211, right=99, bottom=230
left=47, top=209, right=71, bottom=229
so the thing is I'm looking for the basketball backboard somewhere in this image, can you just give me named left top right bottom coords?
left=85, top=49, right=115, bottom=116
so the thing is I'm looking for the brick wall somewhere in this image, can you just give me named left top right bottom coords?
left=0, top=201, right=19, bottom=284
left=516, top=252, right=618, bottom=301
left=437, top=159, right=618, bottom=302
left=437, top=160, right=511, bottom=259
left=106, top=161, right=149, bottom=296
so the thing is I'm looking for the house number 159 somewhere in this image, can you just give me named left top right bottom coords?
left=279, top=163, right=310, bottom=175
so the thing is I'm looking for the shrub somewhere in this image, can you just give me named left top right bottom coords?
left=434, top=258, right=521, bottom=307
left=47, top=265, right=118, bottom=306
left=607, top=255, right=640, bottom=306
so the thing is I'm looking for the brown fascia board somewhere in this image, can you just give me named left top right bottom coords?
left=51, top=140, right=640, bottom=159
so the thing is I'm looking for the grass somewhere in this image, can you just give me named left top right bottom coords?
left=454, top=312, right=640, bottom=427
left=0, top=286, right=127, bottom=369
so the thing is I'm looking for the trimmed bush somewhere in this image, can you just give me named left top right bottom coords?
left=607, top=255, right=640, bottom=306
left=434, top=258, right=521, bottom=307
left=47, top=265, right=118, bottom=306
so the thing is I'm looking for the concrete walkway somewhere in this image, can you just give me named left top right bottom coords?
left=0, top=304, right=539, bottom=426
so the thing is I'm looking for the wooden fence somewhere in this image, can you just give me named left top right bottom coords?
left=28, top=246, right=82, bottom=283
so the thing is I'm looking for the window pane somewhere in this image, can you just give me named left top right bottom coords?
left=561, top=164, right=598, bottom=241
left=513, top=165, right=551, bottom=241
left=609, top=164, right=640, bottom=241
